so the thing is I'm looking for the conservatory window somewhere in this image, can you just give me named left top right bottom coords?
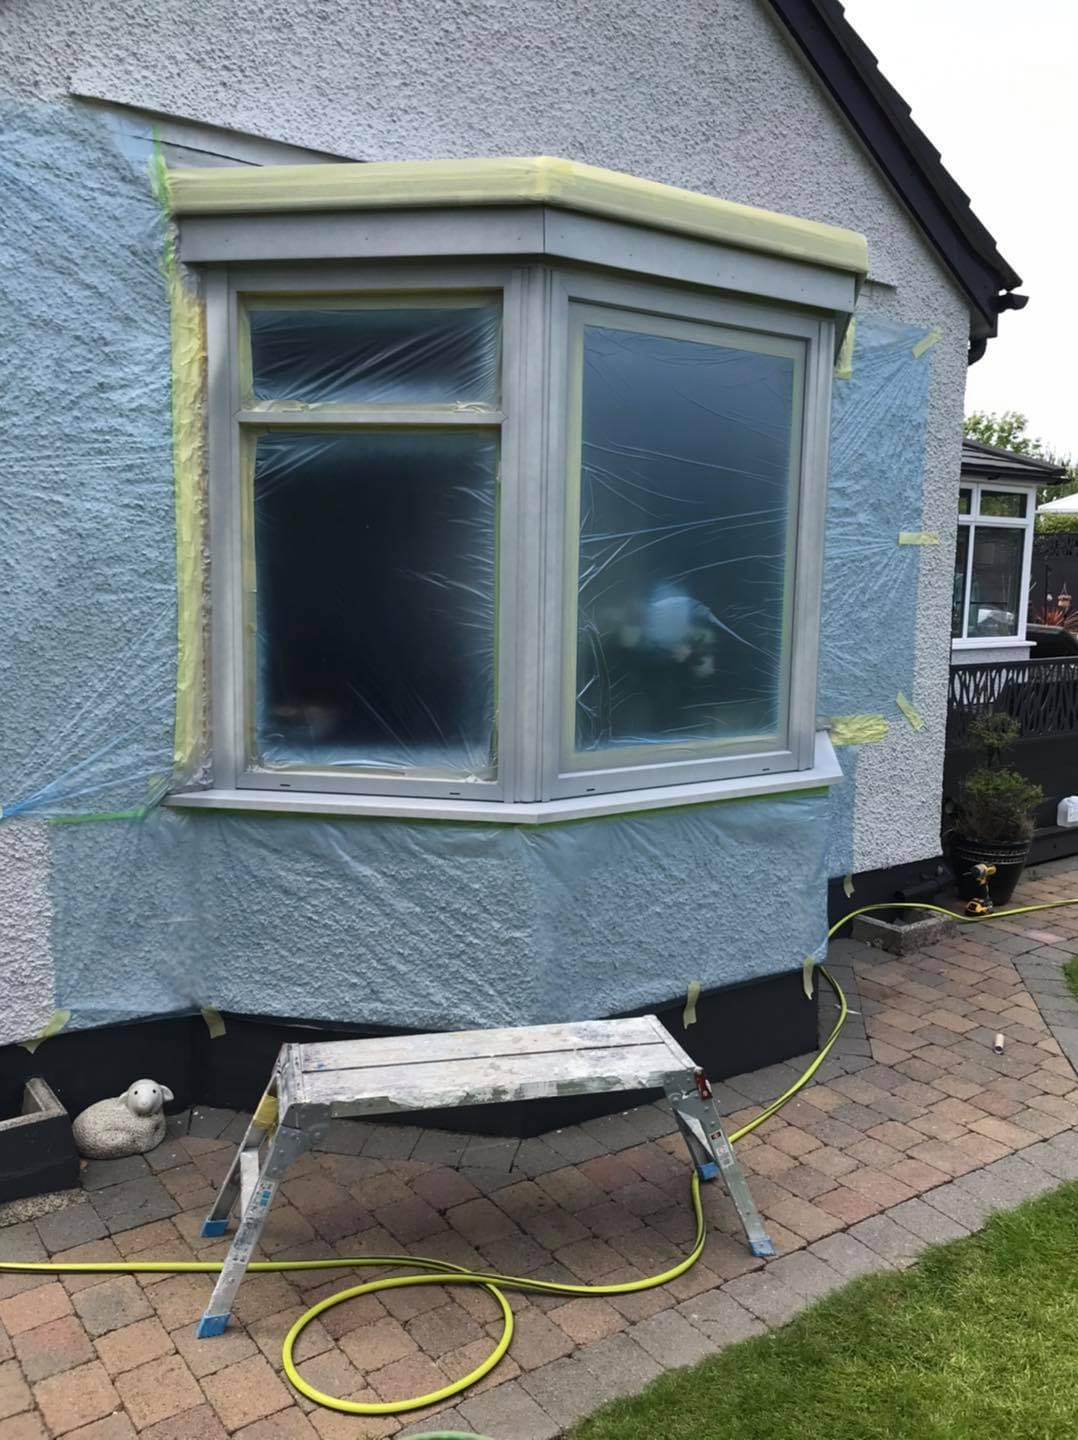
left=952, top=484, right=1034, bottom=643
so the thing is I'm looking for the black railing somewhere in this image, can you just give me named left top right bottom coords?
left=945, top=657, right=1078, bottom=838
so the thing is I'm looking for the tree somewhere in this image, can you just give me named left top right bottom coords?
left=963, top=410, right=1045, bottom=456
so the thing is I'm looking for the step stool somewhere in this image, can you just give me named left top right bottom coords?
left=196, top=1015, right=774, bottom=1336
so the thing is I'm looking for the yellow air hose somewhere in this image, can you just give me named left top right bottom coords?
left=3, top=896, right=1075, bottom=1420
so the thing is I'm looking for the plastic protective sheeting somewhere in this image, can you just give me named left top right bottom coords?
left=49, top=791, right=829, bottom=1031
left=572, top=316, right=797, bottom=759
left=248, top=302, right=500, bottom=406
left=252, top=429, right=498, bottom=777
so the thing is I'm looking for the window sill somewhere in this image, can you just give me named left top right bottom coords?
left=165, top=733, right=842, bottom=825
left=951, top=638, right=1034, bottom=651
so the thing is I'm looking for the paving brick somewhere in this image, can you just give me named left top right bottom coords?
left=460, top=1377, right=559, bottom=1439
left=170, top=1318, right=260, bottom=1377
left=232, top=1411, right=320, bottom=1440
left=0, top=1363, right=31, bottom=1422
left=202, top=1354, right=293, bottom=1430
left=80, top=1158, right=151, bottom=1193
left=0, top=1283, right=72, bottom=1337
left=0, top=1412, right=47, bottom=1439
left=34, top=1361, right=118, bottom=1434
left=847, top=1215, right=926, bottom=1269
left=723, top=1270, right=807, bottom=1327
left=888, top=1197, right=970, bottom=1245
left=542, top=1130, right=605, bottom=1165
left=94, top=1317, right=174, bottom=1376
left=622, top=1308, right=714, bottom=1369
left=113, top=1352, right=203, bottom=1430
left=54, top=1417, right=134, bottom=1440
left=815, top=1187, right=880, bottom=1225
left=762, top=1196, right=841, bottom=1243
left=73, top=1278, right=152, bottom=1337
left=554, top=1237, right=624, bottom=1283
left=547, top=1297, right=626, bottom=1345
left=501, top=1308, right=573, bottom=1370
left=906, top=1139, right=979, bottom=1178
left=35, top=1206, right=108, bottom=1255
left=765, top=1250, right=846, bottom=1301
left=10, top=1314, right=92, bottom=1384
left=445, top=1198, right=519, bottom=1246
left=808, top=1232, right=893, bottom=1279
left=145, top=1276, right=213, bottom=1332
left=139, top=1403, right=228, bottom=1439
left=1024, top=1135, right=1078, bottom=1180
left=519, top=1357, right=616, bottom=1428
left=89, top=1179, right=178, bottom=1236
left=952, top=1132, right=1011, bottom=1166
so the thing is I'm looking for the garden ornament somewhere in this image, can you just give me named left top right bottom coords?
left=72, top=1079, right=174, bottom=1159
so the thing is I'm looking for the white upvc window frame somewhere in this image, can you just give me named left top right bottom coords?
left=189, top=255, right=841, bottom=823
left=951, top=480, right=1036, bottom=651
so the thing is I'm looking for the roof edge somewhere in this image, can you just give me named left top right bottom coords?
left=962, top=438, right=1069, bottom=485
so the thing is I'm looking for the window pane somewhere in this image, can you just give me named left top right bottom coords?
left=952, top=526, right=969, bottom=637
left=248, top=303, right=500, bottom=405
left=958, top=488, right=972, bottom=515
left=572, top=319, right=798, bottom=759
left=979, top=489, right=1027, bottom=518
left=251, top=430, right=498, bottom=778
left=967, top=525, right=1025, bottom=637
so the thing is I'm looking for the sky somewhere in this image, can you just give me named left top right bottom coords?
left=842, top=0, right=1078, bottom=458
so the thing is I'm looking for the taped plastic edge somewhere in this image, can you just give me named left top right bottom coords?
left=802, top=954, right=815, bottom=1000
left=167, top=156, right=869, bottom=277
left=834, top=316, right=856, bottom=379
left=151, top=142, right=206, bottom=779
left=912, top=327, right=942, bottom=358
left=19, top=1009, right=71, bottom=1054
left=898, top=531, right=939, bottom=546
left=829, top=714, right=889, bottom=746
left=682, top=980, right=701, bottom=1029
left=201, top=1007, right=227, bottom=1039
left=843, top=873, right=854, bottom=899
left=896, top=692, right=925, bottom=731
left=254, top=1093, right=280, bottom=1130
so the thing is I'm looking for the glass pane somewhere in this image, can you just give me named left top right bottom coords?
left=967, top=526, right=1025, bottom=637
left=572, top=319, right=798, bottom=758
left=958, top=488, right=972, bottom=515
left=248, top=303, right=500, bottom=405
left=251, top=430, right=498, bottom=778
left=952, top=526, right=969, bottom=637
left=979, top=489, right=1027, bottom=518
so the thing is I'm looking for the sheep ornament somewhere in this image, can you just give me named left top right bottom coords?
left=72, top=1080, right=174, bottom=1159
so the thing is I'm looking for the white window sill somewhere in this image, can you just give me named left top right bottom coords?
left=164, top=732, right=842, bottom=825
left=951, top=638, right=1034, bottom=651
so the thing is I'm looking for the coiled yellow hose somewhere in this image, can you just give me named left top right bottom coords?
left=2, top=896, right=1073, bottom=1418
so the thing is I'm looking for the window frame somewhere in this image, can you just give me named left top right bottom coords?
left=951, top=480, right=1035, bottom=648
left=204, top=260, right=835, bottom=815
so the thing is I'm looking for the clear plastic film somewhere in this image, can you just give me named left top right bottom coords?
left=571, top=314, right=798, bottom=759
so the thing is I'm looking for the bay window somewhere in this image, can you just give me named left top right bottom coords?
left=169, top=156, right=863, bottom=820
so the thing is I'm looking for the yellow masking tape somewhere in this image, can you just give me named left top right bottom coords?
left=912, top=327, right=942, bottom=358
left=166, top=156, right=869, bottom=277
left=254, top=1093, right=279, bottom=1130
left=802, top=955, right=815, bottom=1000
left=896, top=692, right=925, bottom=731
left=843, top=873, right=855, bottom=899
left=829, top=714, right=889, bottom=745
left=898, top=531, right=940, bottom=546
left=151, top=145, right=206, bottom=778
left=682, top=980, right=701, bottom=1029
left=201, top=1007, right=226, bottom=1039
left=834, top=317, right=856, bottom=379
left=20, top=1009, right=71, bottom=1055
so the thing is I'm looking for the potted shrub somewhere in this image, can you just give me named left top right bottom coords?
left=952, top=714, right=1042, bottom=906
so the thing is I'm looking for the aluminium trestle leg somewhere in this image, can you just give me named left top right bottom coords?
left=195, top=1077, right=324, bottom=1337
left=667, top=1073, right=775, bottom=1259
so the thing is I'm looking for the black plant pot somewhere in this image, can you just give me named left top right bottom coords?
left=951, top=834, right=1031, bottom=907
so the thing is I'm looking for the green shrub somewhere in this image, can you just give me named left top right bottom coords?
left=967, top=712, right=1021, bottom=763
left=956, top=767, right=1043, bottom=842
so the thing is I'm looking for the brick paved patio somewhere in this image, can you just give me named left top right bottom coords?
left=4, top=857, right=1078, bottom=1438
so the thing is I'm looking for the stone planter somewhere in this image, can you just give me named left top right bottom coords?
left=0, top=1078, right=80, bottom=1204
left=851, top=908, right=957, bottom=957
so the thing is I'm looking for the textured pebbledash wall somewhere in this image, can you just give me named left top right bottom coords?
left=0, top=0, right=969, bottom=1042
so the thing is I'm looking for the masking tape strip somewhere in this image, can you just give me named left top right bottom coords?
left=834, top=316, right=856, bottom=380
left=802, top=955, right=815, bottom=1000
left=151, top=142, right=206, bottom=778
left=843, top=873, right=854, bottom=899
left=254, top=1094, right=279, bottom=1130
left=20, top=1009, right=72, bottom=1054
left=201, top=1007, right=227, bottom=1039
left=829, top=714, right=889, bottom=746
left=912, top=327, right=942, bottom=358
left=896, top=692, right=925, bottom=731
left=682, top=980, right=701, bottom=1029
left=898, top=531, right=939, bottom=546
left=48, top=807, right=151, bottom=826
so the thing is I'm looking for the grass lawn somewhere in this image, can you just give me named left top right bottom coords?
left=1064, top=954, right=1078, bottom=1002
left=569, top=1183, right=1078, bottom=1440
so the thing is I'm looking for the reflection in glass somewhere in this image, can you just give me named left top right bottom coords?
left=573, top=321, right=798, bottom=756
left=249, top=304, right=500, bottom=406
left=952, top=527, right=970, bottom=637
left=968, top=527, right=1024, bottom=637
left=979, top=490, right=1026, bottom=519
left=251, top=430, right=498, bottom=777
